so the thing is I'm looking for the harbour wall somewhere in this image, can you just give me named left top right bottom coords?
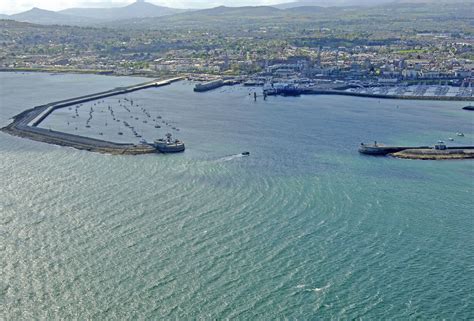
left=1, top=77, right=183, bottom=155
left=359, top=144, right=474, bottom=160
left=268, top=88, right=474, bottom=101
left=193, top=79, right=239, bottom=92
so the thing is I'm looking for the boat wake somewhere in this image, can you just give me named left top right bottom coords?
left=216, top=153, right=249, bottom=162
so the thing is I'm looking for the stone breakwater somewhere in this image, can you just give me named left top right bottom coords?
left=1, top=77, right=183, bottom=155
left=359, top=143, right=474, bottom=160
left=392, top=148, right=474, bottom=160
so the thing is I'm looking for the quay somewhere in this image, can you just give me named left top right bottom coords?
left=359, top=142, right=474, bottom=160
left=265, top=88, right=474, bottom=102
left=193, top=78, right=239, bottom=92
left=1, top=77, right=183, bottom=155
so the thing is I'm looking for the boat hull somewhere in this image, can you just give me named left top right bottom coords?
left=156, top=143, right=185, bottom=153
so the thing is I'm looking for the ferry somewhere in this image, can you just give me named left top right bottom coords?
left=154, top=133, right=185, bottom=153
left=358, top=142, right=425, bottom=155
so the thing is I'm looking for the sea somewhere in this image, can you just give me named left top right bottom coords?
left=1, top=72, right=473, bottom=319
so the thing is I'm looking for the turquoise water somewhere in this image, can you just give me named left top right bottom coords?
left=1, top=72, right=473, bottom=319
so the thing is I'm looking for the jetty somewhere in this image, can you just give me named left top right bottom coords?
left=193, top=78, right=239, bottom=92
left=359, top=142, right=474, bottom=160
left=265, top=87, right=474, bottom=102
left=1, top=77, right=183, bottom=155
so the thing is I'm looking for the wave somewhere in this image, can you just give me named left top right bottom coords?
left=215, top=153, right=248, bottom=162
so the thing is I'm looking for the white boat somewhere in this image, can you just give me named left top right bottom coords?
left=154, top=133, right=185, bottom=153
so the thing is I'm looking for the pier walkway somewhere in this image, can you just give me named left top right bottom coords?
left=1, top=77, right=183, bottom=155
left=266, top=88, right=474, bottom=101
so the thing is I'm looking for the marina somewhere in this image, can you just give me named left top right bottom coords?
left=1, top=77, right=185, bottom=155
left=263, top=83, right=474, bottom=101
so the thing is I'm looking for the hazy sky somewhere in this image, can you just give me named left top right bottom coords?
left=1, top=0, right=289, bottom=14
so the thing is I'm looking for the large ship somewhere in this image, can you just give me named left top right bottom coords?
left=153, top=133, right=185, bottom=153
left=358, top=142, right=429, bottom=155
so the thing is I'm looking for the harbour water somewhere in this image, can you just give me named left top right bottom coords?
left=1, top=72, right=473, bottom=319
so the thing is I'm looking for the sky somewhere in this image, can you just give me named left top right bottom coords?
left=0, top=0, right=290, bottom=14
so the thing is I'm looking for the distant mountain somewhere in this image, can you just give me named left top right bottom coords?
left=274, top=0, right=386, bottom=8
left=60, top=0, right=186, bottom=21
left=9, top=7, right=97, bottom=25
left=183, top=5, right=282, bottom=17
left=102, top=5, right=284, bottom=28
left=274, top=0, right=469, bottom=8
left=283, top=5, right=330, bottom=13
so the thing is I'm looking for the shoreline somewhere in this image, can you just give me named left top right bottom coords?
left=0, top=68, right=180, bottom=79
left=269, top=88, right=474, bottom=102
left=4, top=69, right=472, bottom=102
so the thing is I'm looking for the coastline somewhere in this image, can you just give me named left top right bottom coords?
left=0, top=67, right=179, bottom=79
left=269, top=88, right=474, bottom=102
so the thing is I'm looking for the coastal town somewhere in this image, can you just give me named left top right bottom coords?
left=1, top=1, right=473, bottom=99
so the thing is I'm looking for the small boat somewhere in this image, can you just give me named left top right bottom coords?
left=242, top=151, right=250, bottom=156
left=457, top=132, right=464, bottom=137
left=85, top=125, right=91, bottom=128
left=118, top=132, right=123, bottom=135
left=139, top=138, right=148, bottom=144
left=448, top=138, right=454, bottom=141
left=154, top=125, right=161, bottom=128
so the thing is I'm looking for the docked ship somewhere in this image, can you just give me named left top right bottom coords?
left=194, top=79, right=223, bottom=92
left=154, top=133, right=185, bottom=153
left=358, top=142, right=429, bottom=155
left=358, top=142, right=403, bottom=155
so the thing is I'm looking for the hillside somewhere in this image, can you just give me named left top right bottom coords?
left=9, top=7, right=98, bottom=25
left=60, top=1, right=186, bottom=20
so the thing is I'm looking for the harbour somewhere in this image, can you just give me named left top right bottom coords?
left=264, top=85, right=474, bottom=101
left=1, top=72, right=473, bottom=320
left=1, top=77, right=184, bottom=155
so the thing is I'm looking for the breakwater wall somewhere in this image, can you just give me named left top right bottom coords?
left=193, top=79, right=239, bottom=92
left=359, top=143, right=474, bottom=160
left=267, top=88, right=474, bottom=102
left=1, top=77, right=183, bottom=155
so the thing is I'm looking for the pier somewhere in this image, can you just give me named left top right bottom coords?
left=359, top=143, right=474, bottom=160
left=193, top=79, right=239, bottom=92
left=265, top=88, right=474, bottom=102
left=1, top=77, right=183, bottom=155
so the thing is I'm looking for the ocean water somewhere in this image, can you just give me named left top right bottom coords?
left=1, top=72, right=473, bottom=319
